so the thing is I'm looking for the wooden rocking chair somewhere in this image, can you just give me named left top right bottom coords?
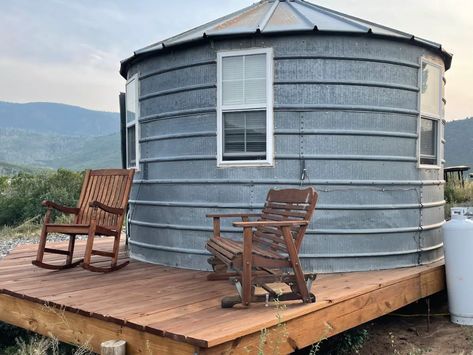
left=32, top=169, right=134, bottom=272
left=206, top=187, right=318, bottom=308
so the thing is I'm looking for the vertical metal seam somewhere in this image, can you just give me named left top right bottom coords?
left=250, top=183, right=254, bottom=210
left=299, top=111, right=305, bottom=185
left=418, top=184, right=424, bottom=265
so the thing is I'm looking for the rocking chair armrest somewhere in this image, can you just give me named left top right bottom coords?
left=41, top=200, right=80, bottom=214
left=89, top=201, right=124, bottom=215
left=206, top=213, right=261, bottom=219
left=233, top=220, right=309, bottom=228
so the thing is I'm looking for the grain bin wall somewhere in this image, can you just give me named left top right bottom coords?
left=125, top=34, right=446, bottom=272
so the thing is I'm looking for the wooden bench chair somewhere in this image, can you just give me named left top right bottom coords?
left=32, top=169, right=134, bottom=272
left=206, top=187, right=318, bottom=308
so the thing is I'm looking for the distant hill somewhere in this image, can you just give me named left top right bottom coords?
left=2, top=100, right=468, bottom=173
left=0, top=101, right=121, bottom=171
left=0, top=129, right=121, bottom=170
left=445, top=117, right=473, bottom=169
left=0, top=101, right=119, bottom=136
left=0, top=161, right=37, bottom=176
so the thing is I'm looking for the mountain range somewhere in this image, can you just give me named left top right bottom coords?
left=0, top=101, right=119, bottom=136
left=444, top=117, right=473, bottom=169
left=0, top=101, right=121, bottom=173
left=0, top=100, right=471, bottom=174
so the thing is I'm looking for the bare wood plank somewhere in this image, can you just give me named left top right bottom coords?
left=200, top=266, right=445, bottom=353
left=0, top=293, right=199, bottom=354
left=163, top=264, right=445, bottom=346
left=0, top=238, right=446, bottom=353
left=90, top=169, right=133, bottom=176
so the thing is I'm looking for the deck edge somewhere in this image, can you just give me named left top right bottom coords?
left=201, top=263, right=445, bottom=351
left=0, top=292, right=200, bottom=354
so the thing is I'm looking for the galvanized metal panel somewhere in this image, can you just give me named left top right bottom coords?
left=126, top=34, right=446, bottom=272
left=274, top=58, right=419, bottom=87
left=121, top=0, right=451, bottom=77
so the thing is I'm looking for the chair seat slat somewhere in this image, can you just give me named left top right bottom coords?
left=253, top=230, right=287, bottom=246
left=253, top=237, right=288, bottom=253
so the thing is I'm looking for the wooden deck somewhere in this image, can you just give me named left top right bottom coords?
left=0, top=239, right=445, bottom=354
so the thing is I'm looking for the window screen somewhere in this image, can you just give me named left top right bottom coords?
left=127, top=125, right=136, bottom=166
left=420, top=118, right=437, bottom=165
left=223, top=111, right=266, bottom=160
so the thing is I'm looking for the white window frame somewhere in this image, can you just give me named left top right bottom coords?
left=417, top=58, right=443, bottom=169
left=126, top=73, right=140, bottom=171
left=216, top=48, right=274, bottom=167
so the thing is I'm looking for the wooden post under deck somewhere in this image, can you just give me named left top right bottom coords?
left=101, top=340, right=127, bottom=355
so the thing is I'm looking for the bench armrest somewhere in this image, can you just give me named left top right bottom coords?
left=41, top=200, right=79, bottom=214
left=89, top=201, right=124, bottom=215
left=233, top=220, right=308, bottom=228
left=207, top=213, right=261, bottom=237
left=206, top=213, right=261, bottom=218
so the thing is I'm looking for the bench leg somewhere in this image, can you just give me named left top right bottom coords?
left=282, top=226, right=312, bottom=303
left=242, top=226, right=253, bottom=306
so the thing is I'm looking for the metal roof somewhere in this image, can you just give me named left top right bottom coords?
left=120, top=0, right=452, bottom=76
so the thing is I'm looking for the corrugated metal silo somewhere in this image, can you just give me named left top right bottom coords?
left=120, top=0, right=452, bottom=272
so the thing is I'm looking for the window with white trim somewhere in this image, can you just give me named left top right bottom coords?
left=126, top=74, right=140, bottom=169
left=217, top=48, right=273, bottom=166
left=419, top=60, right=442, bottom=166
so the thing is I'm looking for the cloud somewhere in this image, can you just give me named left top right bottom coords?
left=0, top=0, right=471, bottom=119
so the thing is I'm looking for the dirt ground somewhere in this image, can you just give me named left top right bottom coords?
left=299, top=291, right=473, bottom=355
left=360, top=311, right=473, bottom=354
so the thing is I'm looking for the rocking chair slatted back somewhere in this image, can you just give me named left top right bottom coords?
left=75, top=169, right=134, bottom=229
left=254, top=188, right=317, bottom=253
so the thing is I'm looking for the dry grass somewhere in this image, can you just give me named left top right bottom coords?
left=0, top=214, right=75, bottom=240
left=0, top=217, right=42, bottom=239
left=12, top=334, right=94, bottom=355
left=444, top=180, right=473, bottom=219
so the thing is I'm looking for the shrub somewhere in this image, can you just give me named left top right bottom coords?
left=0, top=322, right=94, bottom=354
left=310, top=327, right=368, bottom=355
left=0, top=169, right=84, bottom=227
left=0, top=322, right=31, bottom=350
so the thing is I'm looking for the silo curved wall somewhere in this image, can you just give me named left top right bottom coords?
left=126, top=34, right=446, bottom=272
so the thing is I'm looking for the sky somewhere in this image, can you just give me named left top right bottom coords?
left=1, top=0, right=472, bottom=120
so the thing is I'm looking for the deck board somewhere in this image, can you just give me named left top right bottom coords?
left=0, top=239, right=445, bottom=354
